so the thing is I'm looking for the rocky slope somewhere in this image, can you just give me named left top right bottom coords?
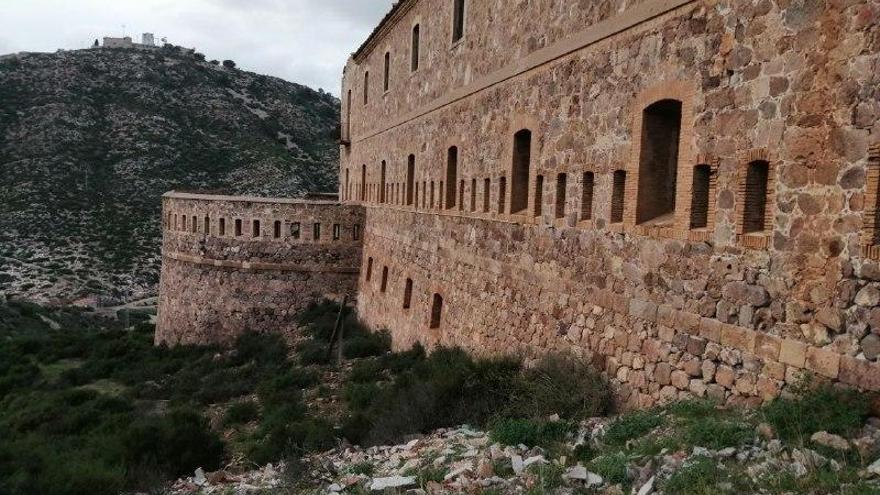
left=173, top=418, right=880, bottom=494
left=0, top=46, right=340, bottom=304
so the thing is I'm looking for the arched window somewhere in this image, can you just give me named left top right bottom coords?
left=483, top=178, right=490, bottom=212
left=380, top=160, right=387, bottom=204
left=333, top=224, right=341, bottom=240
left=690, top=164, right=712, bottom=229
left=471, top=178, right=477, bottom=212
left=406, top=154, right=416, bottom=206
left=363, top=71, right=369, bottom=105
left=191, top=215, right=197, bottom=233
left=366, top=257, right=373, bottom=281
left=534, top=175, right=544, bottom=217
left=235, top=219, right=243, bottom=237
left=403, top=278, right=413, bottom=309
left=344, top=90, right=352, bottom=142
left=290, top=222, right=301, bottom=240
left=204, top=215, right=210, bottom=235
left=252, top=220, right=261, bottom=238
left=274, top=220, right=282, bottom=239
left=361, top=164, right=367, bottom=201
left=637, top=99, right=682, bottom=225
left=383, top=51, right=391, bottom=92
left=411, top=24, right=421, bottom=71
left=611, top=171, right=627, bottom=224
left=219, top=218, right=226, bottom=236
left=313, top=223, right=321, bottom=240
left=511, top=129, right=532, bottom=214
left=498, top=176, right=507, bottom=214
left=581, top=172, right=595, bottom=221
left=452, top=0, right=466, bottom=43
left=555, top=173, right=567, bottom=219
left=381, top=266, right=389, bottom=292
left=446, top=146, right=458, bottom=209
left=742, top=160, right=770, bottom=234
left=430, top=294, right=443, bottom=329
left=459, top=179, right=465, bottom=211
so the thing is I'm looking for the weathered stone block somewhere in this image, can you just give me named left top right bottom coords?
left=805, top=347, right=841, bottom=379
left=779, top=339, right=807, bottom=368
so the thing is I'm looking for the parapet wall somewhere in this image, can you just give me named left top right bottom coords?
left=156, top=192, right=364, bottom=346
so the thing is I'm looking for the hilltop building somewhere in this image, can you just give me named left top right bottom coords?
left=158, top=0, right=880, bottom=408
left=100, top=33, right=158, bottom=49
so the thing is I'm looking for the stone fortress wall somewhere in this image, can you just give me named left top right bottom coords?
left=340, top=0, right=880, bottom=407
left=156, top=192, right=364, bottom=346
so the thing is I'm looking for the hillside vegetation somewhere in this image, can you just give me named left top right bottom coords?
left=0, top=46, right=340, bottom=303
left=2, top=300, right=879, bottom=494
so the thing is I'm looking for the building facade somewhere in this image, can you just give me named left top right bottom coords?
left=339, top=0, right=880, bottom=407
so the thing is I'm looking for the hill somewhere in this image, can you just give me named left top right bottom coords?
left=0, top=46, right=340, bottom=304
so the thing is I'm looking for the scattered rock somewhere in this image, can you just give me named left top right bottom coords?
left=511, top=454, right=525, bottom=474
left=564, top=465, right=603, bottom=486
left=856, top=286, right=880, bottom=307
left=194, top=468, right=207, bottom=486
left=369, top=475, right=417, bottom=491
left=636, top=476, right=655, bottom=495
left=756, top=422, right=776, bottom=440
left=811, top=431, right=850, bottom=451
left=862, top=334, right=880, bottom=361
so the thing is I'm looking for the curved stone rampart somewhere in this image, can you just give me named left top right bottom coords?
left=156, top=192, right=365, bottom=346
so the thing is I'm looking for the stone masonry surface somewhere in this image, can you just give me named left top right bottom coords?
left=338, top=0, right=880, bottom=408
left=159, top=0, right=880, bottom=408
left=156, top=192, right=364, bottom=346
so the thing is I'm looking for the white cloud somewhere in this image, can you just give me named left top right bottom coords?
left=0, top=0, right=393, bottom=94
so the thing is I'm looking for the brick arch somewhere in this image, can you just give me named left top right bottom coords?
left=625, top=80, right=698, bottom=236
left=734, top=147, right=777, bottom=249
left=503, top=114, right=543, bottom=218
left=441, top=135, right=464, bottom=211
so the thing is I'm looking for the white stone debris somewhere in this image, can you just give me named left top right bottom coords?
left=369, top=475, right=417, bottom=491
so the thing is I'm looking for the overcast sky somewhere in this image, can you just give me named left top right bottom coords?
left=0, top=0, right=394, bottom=96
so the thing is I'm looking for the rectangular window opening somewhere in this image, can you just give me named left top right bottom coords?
left=555, top=173, right=567, bottom=219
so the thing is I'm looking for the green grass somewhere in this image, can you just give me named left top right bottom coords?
left=603, top=410, right=664, bottom=446
left=759, top=384, right=870, bottom=443
left=490, top=418, right=574, bottom=447
left=589, top=452, right=629, bottom=485
left=682, top=417, right=753, bottom=450
left=662, top=456, right=725, bottom=495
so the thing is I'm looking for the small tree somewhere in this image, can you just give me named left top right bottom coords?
left=222, top=59, right=236, bottom=69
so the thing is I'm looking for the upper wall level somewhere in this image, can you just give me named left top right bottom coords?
left=340, top=0, right=686, bottom=143
left=161, top=192, right=365, bottom=270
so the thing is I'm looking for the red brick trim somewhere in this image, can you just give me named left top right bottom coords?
left=861, top=143, right=880, bottom=259
left=735, top=148, right=776, bottom=249
left=624, top=80, right=698, bottom=237
left=687, top=154, right=720, bottom=242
